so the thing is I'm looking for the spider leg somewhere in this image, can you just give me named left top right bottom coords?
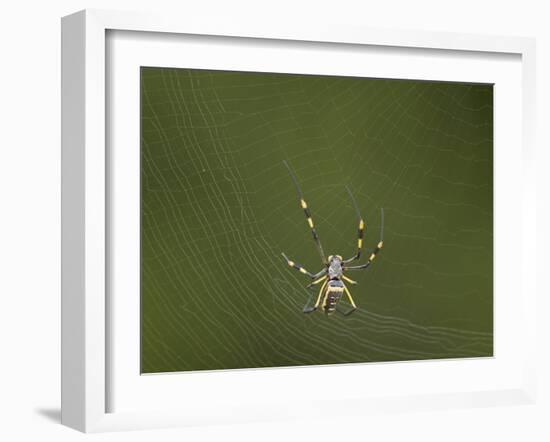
left=345, top=208, right=384, bottom=270
left=343, top=186, right=365, bottom=264
left=341, top=275, right=358, bottom=285
left=335, top=282, right=357, bottom=316
left=281, top=253, right=315, bottom=277
left=303, top=278, right=328, bottom=313
left=283, top=160, right=327, bottom=264
left=307, top=274, right=327, bottom=288
left=344, top=241, right=384, bottom=270
left=321, top=285, right=330, bottom=312
left=336, top=305, right=357, bottom=316
left=343, top=282, right=357, bottom=309
left=281, top=253, right=326, bottom=279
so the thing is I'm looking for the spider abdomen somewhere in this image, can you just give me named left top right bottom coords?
left=324, top=279, right=344, bottom=314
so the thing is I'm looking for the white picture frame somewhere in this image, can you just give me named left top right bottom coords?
left=61, top=9, right=537, bottom=433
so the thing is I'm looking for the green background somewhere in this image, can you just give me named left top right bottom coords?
left=140, top=67, right=493, bottom=373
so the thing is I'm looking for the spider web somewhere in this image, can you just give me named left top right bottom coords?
left=140, top=67, right=493, bottom=373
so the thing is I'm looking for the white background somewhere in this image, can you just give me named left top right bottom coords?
left=0, top=1, right=548, bottom=441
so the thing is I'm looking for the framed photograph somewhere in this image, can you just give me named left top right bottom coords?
left=61, top=9, right=537, bottom=433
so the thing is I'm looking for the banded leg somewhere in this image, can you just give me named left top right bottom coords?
left=283, top=160, right=326, bottom=264
left=344, top=186, right=365, bottom=264
left=281, top=253, right=326, bottom=279
left=304, top=278, right=328, bottom=313
left=346, top=208, right=385, bottom=271
left=345, top=241, right=384, bottom=270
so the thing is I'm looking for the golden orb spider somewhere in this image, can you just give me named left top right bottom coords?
left=281, top=161, right=384, bottom=316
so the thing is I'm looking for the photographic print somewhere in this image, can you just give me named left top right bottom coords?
left=140, top=67, right=493, bottom=374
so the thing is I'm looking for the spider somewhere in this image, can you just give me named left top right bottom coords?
left=281, top=160, right=384, bottom=316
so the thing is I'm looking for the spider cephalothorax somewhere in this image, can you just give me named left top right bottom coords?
left=327, top=255, right=343, bottom=279
left=281, top=161, right=384, bottom=316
